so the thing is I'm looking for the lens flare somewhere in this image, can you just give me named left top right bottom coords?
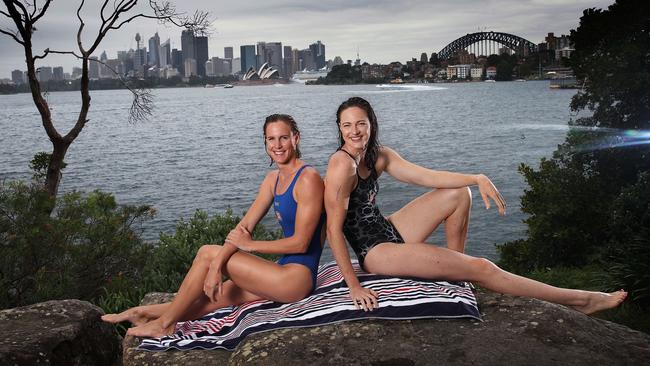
left=569, top=126, right=650, bottom=152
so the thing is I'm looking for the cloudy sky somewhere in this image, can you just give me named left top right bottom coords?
left=0, top=0, right=613, bottom=78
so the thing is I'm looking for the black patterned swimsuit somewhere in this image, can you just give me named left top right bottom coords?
left=339, top=149, right=404, bottom=267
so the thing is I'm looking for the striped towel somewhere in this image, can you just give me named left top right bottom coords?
left=137, top=260, right=480, bottom=351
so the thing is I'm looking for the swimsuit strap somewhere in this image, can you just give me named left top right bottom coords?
left=274, top=164, right=310, bottom=196
left=338, top=148, right=377, bottom=180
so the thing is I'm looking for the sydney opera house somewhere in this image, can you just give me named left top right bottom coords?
left=242, top=62, right=279, bottom=80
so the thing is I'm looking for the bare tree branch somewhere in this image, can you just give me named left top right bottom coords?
left=31, top=0, right=52, bottom=24
left=129, top=89, right=153, bottom=124
left=0, top=9, right=11, bottom=18
left=0, top=27, right=24, bottom=44
left=76, top=0, right=86, bottom=54
left=11, top=0, right=30, bottom=22
left=33, top=48, right=82, bottom=61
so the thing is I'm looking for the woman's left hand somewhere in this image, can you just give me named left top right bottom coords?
left=476, top=174, right=506, bottom=215
left=225, top=225, right=254, bottom=251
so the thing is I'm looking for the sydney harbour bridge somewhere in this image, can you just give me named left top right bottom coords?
left=437, top=31, right=538, bottom=60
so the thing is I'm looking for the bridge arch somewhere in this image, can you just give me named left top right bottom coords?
left=438, top=31, right=537, bottom=60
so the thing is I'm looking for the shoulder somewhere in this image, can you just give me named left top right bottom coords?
left=295, top=166, right=324, bottom=199
left=376, top=146, right=400, bottom=171
left=327, top=150, right=356, bottom=173
left=297, top=166, right=324, bottom=187
left=260, top=170, right=279, bottom=190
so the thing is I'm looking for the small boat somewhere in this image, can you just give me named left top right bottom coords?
left=223, top=84, right=234, bottom=89
left=515, top=79, right=526, bottom=82
left=484, top=79, right=496, bottom=83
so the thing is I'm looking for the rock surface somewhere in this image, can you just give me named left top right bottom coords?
left=123, top=290, right=650, bottom=366
left=0, top=299, right=121, bottom=366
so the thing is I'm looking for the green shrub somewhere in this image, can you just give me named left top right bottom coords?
left=0, top=181, right=154, bottom=309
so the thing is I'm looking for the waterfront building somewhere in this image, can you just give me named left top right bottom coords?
left=194, top=36, right=209, bottom=76
left=181, top=30, right=195, bottom=69
left=106, top=59, right=123, bottom=78
left=231, top=58, right=241, bottom=74
left=87, top=59, right=99, bottom=79
left=470, top=66, right=483, bottom=80
left=171, top=48, right=183, bottom=73
left=420, top=52, right=428, bottom=63
left=361, top=63, right=385, bottom=79
left=11, top=69, right=24, bottom=84
left=291, top=48, right=300, bottom=73
left=184, top=58, right=197, bottom=77
left=486, top=66, right=497, bottom=79
left=283, top=45, right=293, bottom=77
left=71, top=67, right=82, bottom=79
left=298, top=48, right=315, bottom=70
left=446, top=65, right=457, bottom=79
left=266, top=42, right=283, bottom=76
left=437, top=69, right=447, bottom=79
left=160, top=39, right=171, bottom=67
left=309, top=40, right=326, bottom=69
left=256, top=42, right=268, bottom=68
left=240, top=45, right=256, bottom=73
left=205, top=59, right=214, bottom=76
left=53, top=66, right=64, bottom=81
left=224, top=46, right=233, bottom=60
left=149, top=32, right=160, bottom=67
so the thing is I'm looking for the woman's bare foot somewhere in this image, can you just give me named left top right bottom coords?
left=572, top=290, right=627, bottom=315
left=126, top=318, right=175, bottom=338
left=101, top=307, right=153, bottom=326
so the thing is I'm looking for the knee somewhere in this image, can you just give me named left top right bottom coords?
left=453, top=187, right=472, bottom=205
left=471, top=257, right=498, bottom=278
left=195, top=244, right=222, bottom=263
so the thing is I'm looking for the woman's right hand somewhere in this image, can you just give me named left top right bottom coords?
left=349, top=285, right=379, bottom=311
left=203, top=262, right=223, bottom=303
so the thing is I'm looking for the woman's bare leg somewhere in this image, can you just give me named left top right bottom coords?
left=388, top=187, right=471, bottom=252
left=364, top=243, right=626, bottom=314
left=124, top=245, right=313, bottom=337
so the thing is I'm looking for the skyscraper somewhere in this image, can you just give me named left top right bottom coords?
left=11, top=69, right=24, bottom=84
left=181, top=29, right=195, bottom=72
left=53, top=66, right=64, bottom=81
left=160, top=38, right=171, bottom=67
left=283, top=45, right=293, bottom=77
left=256, top=42, right=267, bottom=68
left=194, top=35, right=209, bottom=76
left=88, top=58, right=100, bottom=79
left=266, top=42, right=283, bottom=75
left=171, top=48, right=183, bottom=73
left=309, top=41, right=326, bottom=69
left=148, top=32, right=160, bottom=67
left=240, top=45, right=256, bottom=73
left=224, top=46, right=233, bottom=60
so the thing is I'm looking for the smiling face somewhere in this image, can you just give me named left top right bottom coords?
left=264, top=120, right=300, bottom=165
left=338, top=106, right=371, bottom=152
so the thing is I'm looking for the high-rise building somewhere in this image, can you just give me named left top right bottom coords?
left=148, top=32, right=160, bottom=67
left=71, top=67, right=82, bottom=79
left=299, top=49, right=315, bottom=71
left=256, top=42, right=267, bottom=68
left=171, top=48, right=183, bottom=73
left=231, top=57, right=241, bottom=74
left=205, top=59, right=214, bottom=76
left=88, top=58, right=100, bottom=79
left=194, top=36, right=209, bottom=76
left=181, top=29, right=195, bottom=65
left=160, top=38, right=171, bottom=67
left=283, top=45, right=293, bottom=77
left=224, top=46, right=233, bottom=60
left=184, top=58, right=197, bottom=77
left=11, top=69, right=23, bottom=84
left=240, top=45, right=256, bottom=73
left=291, top=48, right=300, bottom=73
left=309, top=41, right=326, bottom=69
left=53, top=66, right=64, bottom=81
left=266, top=42, right=283, bottom=75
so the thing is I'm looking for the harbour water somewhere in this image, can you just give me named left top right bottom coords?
left=0, top=81, right=576, bottom=261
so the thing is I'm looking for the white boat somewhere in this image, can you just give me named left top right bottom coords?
left=291, top=69, right=328, bottom=83
left=484, top=79, right=496, bottom=83
left=223, top=84, right=234, bottom=89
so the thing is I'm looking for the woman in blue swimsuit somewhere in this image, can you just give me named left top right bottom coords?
left=103, top=114, right=325, bottom=337
left=325, top=97, right=626, bottom=315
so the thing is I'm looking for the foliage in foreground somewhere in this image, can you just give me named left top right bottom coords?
left=497, top=0, right=650, bottom=313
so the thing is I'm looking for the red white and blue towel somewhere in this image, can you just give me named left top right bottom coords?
left=137, top=260, right=481, bottom=351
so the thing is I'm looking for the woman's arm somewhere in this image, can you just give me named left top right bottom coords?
left=325, top=152, right=378, bottom=311
left=226, top=168, right=324, bottom=255
left=382, top=147, right=506, bottom=214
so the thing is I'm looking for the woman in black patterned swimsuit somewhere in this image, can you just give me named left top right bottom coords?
left=324, top=96, right=626, bottom=315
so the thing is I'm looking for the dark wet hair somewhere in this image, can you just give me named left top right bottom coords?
left=263, top=114, right=301, bottom=165
left=335, top=97, right=380, bottom=172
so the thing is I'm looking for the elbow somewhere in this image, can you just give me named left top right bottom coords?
left=291, top=237, right=310, bottom=254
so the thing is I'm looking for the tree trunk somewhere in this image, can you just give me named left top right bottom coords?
left=45, top=141, right=70, bottom=198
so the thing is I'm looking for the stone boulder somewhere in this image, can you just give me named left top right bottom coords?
left=0, top=299, right=121, bottom=366
left=123, top=290, right=650, bottom=366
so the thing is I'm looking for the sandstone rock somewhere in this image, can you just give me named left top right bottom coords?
left=0, top=299, right=121, bottom=366
left=123, top=290, right=650, bottom=366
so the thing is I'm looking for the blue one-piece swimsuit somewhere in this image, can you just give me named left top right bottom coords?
left=274, top=165, right=325, bottom=290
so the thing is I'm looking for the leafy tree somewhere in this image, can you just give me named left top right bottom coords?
left=0, top=1, right=210, bottom=199
left=498, top=0, right=650, bottom=303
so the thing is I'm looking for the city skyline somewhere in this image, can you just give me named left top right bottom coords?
left=0, top=0, right=613, bottom=77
